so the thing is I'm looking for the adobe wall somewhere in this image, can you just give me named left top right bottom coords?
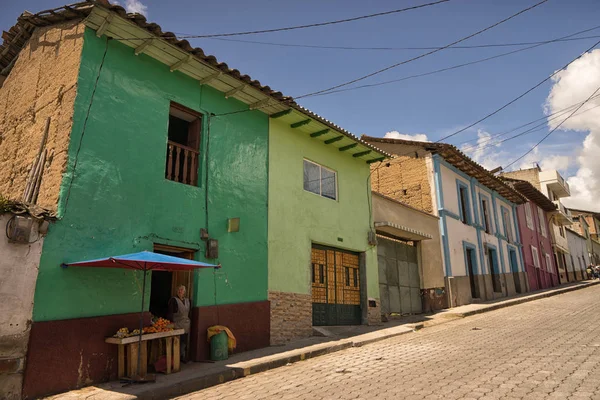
left=0, top=21, right=84, bottom=211
left=371, top=149, right=434, bottom=214
left=500, top=169, right=541, bottom=191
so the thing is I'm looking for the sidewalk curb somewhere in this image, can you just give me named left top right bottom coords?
left=51, top=281, right=598, bottom=399
left=448, top=281, right=599, bottom=318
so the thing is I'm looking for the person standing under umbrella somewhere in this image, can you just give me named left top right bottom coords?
left=168, top=285, right=191, bottom=362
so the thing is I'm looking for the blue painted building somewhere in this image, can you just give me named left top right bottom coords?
left=363, top=136, right=527, bottom=307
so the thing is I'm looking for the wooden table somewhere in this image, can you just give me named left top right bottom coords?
left=105, top=329, right=185, bottom=378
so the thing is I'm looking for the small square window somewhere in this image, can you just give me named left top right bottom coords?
left=303, top=160, right=337, bottom=200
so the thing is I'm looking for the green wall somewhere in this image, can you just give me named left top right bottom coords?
left=268, top=118, right=378, bottom=298
left=33, top=29, right=269, bottom=322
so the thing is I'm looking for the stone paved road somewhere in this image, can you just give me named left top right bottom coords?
left=177, top=286, right=600, bottom=400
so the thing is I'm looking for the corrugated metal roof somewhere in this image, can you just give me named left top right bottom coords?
left=362, top=135, right=526, bottom=204
left=500, top=177, right=556, bottom=212
left=0, top=1, right=390, bottom=161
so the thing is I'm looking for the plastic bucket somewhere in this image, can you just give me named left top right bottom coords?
left=210, top=331, right=228, bottom=361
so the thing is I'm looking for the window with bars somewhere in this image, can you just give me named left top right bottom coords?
left=303, top=159, right=337, bottom=200
left=312, top=263, right=325, bottom=284
left=165, top=103, right=201, bottom=186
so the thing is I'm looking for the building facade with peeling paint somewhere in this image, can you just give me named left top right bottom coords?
left=362, top=136, right=528, bottom=308
left=0, top=3, right=387, bottom=398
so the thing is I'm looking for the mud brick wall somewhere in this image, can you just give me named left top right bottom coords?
left=501, top=169, right=541, bottom=191
left=269, top=291, right=313, bottom=345
left=0, top=21, right=84, bottom=211
left=371, top=154, right=434, bottom=214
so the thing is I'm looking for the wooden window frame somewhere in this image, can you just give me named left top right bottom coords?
left=545, top=253, right=552, bottom=272
left=531, top=245, right=540, bottom=268
left=537, top=206, right=547, bottom=238
left=456, top=180, right=471, bottom=225
left=166, top=102, right=201, bottom=186
left=525, top=202, right=534, bottom=230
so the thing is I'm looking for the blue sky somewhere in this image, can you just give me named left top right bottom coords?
left=3, top=0, right=600, bottom=208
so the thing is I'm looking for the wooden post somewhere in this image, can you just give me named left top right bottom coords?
left=182, top=149, right=189, bottom=184
left=165, top=337, right=172, bottom=374
left=167, top=144, right=174, bottom=180
left=128, top=343, right=139, bottom=378
left=140, top=341, right=148, bottom=376
left=173, top=336, right=180, bottom=372
left=118, top=344, right=124, bottom=378
left=31, top=149, right=47, bottom=204
left=23, top=117, right=50, bottom=203
left=174, top=147, right=181, bottom=182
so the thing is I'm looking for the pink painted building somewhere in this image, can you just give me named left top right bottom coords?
left=503, top=178, right=559, bottom=290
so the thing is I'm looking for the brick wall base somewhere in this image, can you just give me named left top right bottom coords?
left=367, top=298, right=382, bottom=325
left=269, top=291, right=313, bottom=345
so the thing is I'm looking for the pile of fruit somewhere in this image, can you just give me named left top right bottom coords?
left=113, top=317, right=174, bottom=338
left=143, top=317, right=174, bottom=334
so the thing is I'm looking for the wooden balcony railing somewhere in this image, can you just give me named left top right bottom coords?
left=166, top=141, right=199, bottom=186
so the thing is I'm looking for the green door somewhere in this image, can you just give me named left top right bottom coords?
left=311, top=246, right=361, bottom=326
left=378, top=237, right=422, bottom=316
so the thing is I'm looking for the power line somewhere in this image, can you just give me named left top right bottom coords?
left=294, top=0, right=550, bottom=99
left=203, top=33, right=600, bottom=52
left=457, top=93, right=600, bottom=152
left=426, top=38, right=600, bottom=144
left=461, top=101, right=600, bottom=155
left=504, top=84, right=600, bottom=170
left=115, top=1, right=450, bottom=41
left=306, top=26, right=600, bottom=98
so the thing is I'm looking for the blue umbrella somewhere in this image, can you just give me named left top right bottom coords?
left=62, top=251, right=220, bottom=380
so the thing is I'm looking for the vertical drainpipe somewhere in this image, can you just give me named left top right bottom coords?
left=433, top=155, right=452, bottom=307
left=433, top=155, right=451, bottom=277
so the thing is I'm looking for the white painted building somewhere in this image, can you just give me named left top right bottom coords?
left=362, top=137, right=527, bottom=307
left=0, top=206, right=53, bottom=399
left=566, top=228, right=590, bottom=281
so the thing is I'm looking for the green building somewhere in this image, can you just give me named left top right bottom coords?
left=0, top=3, right=387, bottom=398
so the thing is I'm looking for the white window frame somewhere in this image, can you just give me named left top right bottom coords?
left=525, top=203, right=534, bottom=230
left=537, top=206, right=547, bottom=238
left=545, top=253, right=552, bottom=272
left=531, top=245, right=540, bottom=268
left=303, top=159, right=338, bottom=200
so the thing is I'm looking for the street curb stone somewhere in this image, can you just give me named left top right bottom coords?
left=47, top=281, right=598, bottom=399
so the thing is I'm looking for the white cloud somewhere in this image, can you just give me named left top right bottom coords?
left=540, top=155, right=570, bottom=172
left=461, top=129, right=504, bottom=170
left=460, top=130, right=573, bottom=177
left=120, top=0, right=148, bottom=15
left=545, top=49, right=600, bottom=211
left=384, top=131, right=429, bottom=142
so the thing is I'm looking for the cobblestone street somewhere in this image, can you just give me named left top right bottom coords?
left=177, top=285, right=600, bottom=400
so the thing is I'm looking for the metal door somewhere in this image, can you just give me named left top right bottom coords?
left=311, top=246, right=361, bottom=326
left=377, top=237, right=422, bottom=315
